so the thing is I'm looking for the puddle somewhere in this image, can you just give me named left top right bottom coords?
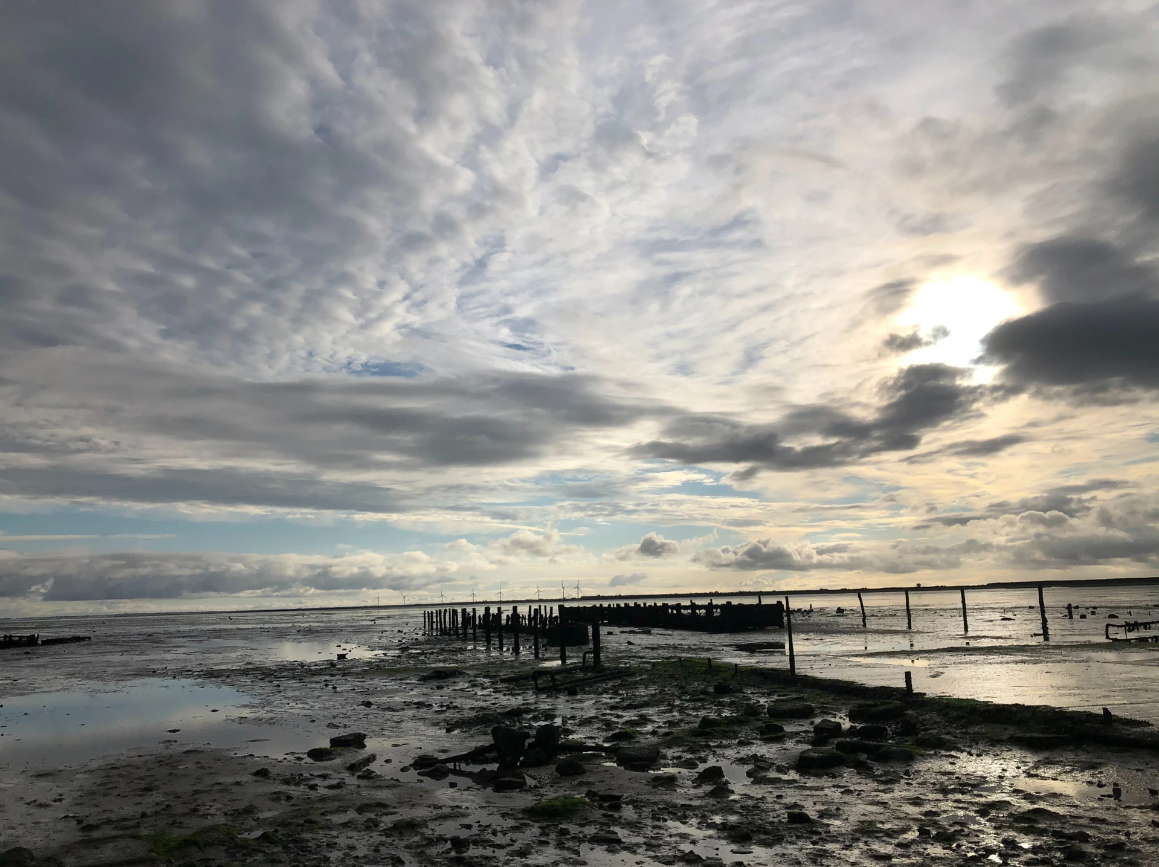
left=1012, top=776, right=1156, bottom=806
left=0, top=678, right=313, bottom=768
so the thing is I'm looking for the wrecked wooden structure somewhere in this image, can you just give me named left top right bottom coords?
left=422, top=603, right=600, bottom=668
left=1, top=634, right=91, bottom=650
left=1106, top=620, right=1159, bottom=642
left=560, top=598, right=784, bottom=632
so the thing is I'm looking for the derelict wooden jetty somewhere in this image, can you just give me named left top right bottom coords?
left=1105, top=620, right=1159, bottom=642
left=560, top=598, right=784, bottom=632
left=1, top=634, right=91, bottom=650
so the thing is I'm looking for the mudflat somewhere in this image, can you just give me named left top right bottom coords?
left=3, top=644, right=1159, bottom=867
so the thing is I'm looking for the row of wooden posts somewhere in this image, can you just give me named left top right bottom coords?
left=422, top=603, right=602, bottom=668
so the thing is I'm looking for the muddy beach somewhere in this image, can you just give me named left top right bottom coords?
left=3, top=619, right=1159, bottom=867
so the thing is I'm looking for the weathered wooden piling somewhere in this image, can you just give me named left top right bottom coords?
left=857, top=591, right=867, bottom=628
left=784, top=595, right=796, bottom=679
left=592, top=622, right=601, bottom=669
left=512, top=610, right=521, bottom=654
left=472, top=608, right=478, bottom=643
left=484, top=605, right=492, bottom=649
left=960, top=588, right=969, bottom=634
left=905, top=590, right=912, bottom=630
left=1038, top=585, right=1050, bottom=642
left=1067, top=602, right=1074, bottom=619
left=497, top=608, right=504, bottom=651
left=905, top=670, right=913, bottom=695
left=533, top=611, right=540, bottom=658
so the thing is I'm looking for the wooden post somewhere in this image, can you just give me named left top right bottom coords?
left=533, top=611, right=540, bottom=658
left=512, top=609, right=520, bottom=654
left=1038, top=585, right=1050, bottom=642
left=497, top=608, right=504, bottom=651
left=857, top=591, right=867, bottom=628
left=960, top=588, right=969, bottom=635
left=1067, top=602, right=1074, bottom=620
left=905, top=590, right=912, bottom=630
left=784, top=595, right=796, bottom=679
left=904, top=670, right=913, bottom=695
left=484, top=606, right=492, bottom=649
left=472, top=608, right=478, bottom=644
left=592, top=621, right=601, bottom=669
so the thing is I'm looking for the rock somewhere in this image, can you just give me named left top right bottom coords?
left=707, top=784, right=733, bottom=799
left=875, top=746, right=915, bottom=763
left=695, top=765, right=726, bottom=785
left=360, top=700, right=373, bottom=708
left=608, top=730, right=637, bottom=741
left=347, top=753, right=377, bottom=774
left=420, top=668, right=466, bottom=682
left=767, top=702, right=814, bottom=719
left=492, top=776, right=526, bottom=792
left=329, top=732, right=367, bottom=748
left=0, top=849, right=38, bottom=867
left=786, top=810, right=813, bottom=824
left=849, top=724, right=889, bottom=740
left=1063, top=846, right=1088, bottom=862
left=741, top=703, right=762, bottom=717
left=492, top=725, right=531, bottom=767
left=813, top=719, right=843, bottom=739
left=306, top=747, right=340, bottom=762
left=1103, top=707, right=1113, bottom=725
left=566, top=686, right=579, bottom=696
left=589, top=832, right=623, bottom=846
left=713, top=681, right=734, bottom=694
left=834, top=738, right=885, bottom=757
left=649, top=774, right=678, bottom=790
left=252, top=767, right=270, bottom=778
left=760, top=722, right=786, bottom=740
left=520, top=747, right=550, bottom=768
left=848, top=701, right=906, bottom=722
left=417, top=763, right=450, bottom=780
left=615, top=745, right=661, bottom=769
left=796, top=748, right=845, bottom=771
left=556, top=758, right=586, bottom=777
left=533, top=723, right=562, bottom=756
left=897, top=717, right=919, bottom=736
left=411, top=754, right=440, bottom=770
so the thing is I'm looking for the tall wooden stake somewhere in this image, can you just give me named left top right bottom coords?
left=905, top=590, right=912, bottom=630
left=1038, top=585, right=1050, bottom=642
left=960, top=588, right=969, bottom=635
left=857, top=591, right=867, bottom=628
left=784, top=595, right=796, bottom=679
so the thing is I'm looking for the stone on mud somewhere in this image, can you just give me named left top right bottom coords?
left=411, top=754, right=440, bottom=770
left=556, top=758, right=586, bottom=776
left=417, top=763, right=450, bottom=780
left=848, top=701, right=906, bottom=722
left=306, top=747, right=340, bottom=762
left=492, top=776, right=526, bottom=792
left=813, top=719, right=843, bottom=739
left=615, top=745, right=661, bottom=769
left=346, top=753, right=377, bottom=774
left=420, top=668, right=466, bottom=682
left=796, top=748, right=845, bottom=771
left=533, top=724, right=562, bottom=756
left=786, top=810, right=813, bottom=824
left=694, top=765, right=726, bottom=785
left=329, top=732, right=367, bottom=748
left=848, top=723, right=889, bottom=740
left=520, top=747, right=550, bottom=768
left=491, top=725, right=531, bottom=768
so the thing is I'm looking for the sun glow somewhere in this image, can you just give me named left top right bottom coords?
left=894, top=276, right=1022, bottom=369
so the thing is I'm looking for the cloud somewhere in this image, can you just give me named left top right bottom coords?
left=0, top=549, right=458, bottom=601
left=492, top=528, right=580, bottom=560
left=880, top=326, right=949, bottom=356
left=981, top=298, right=1159, bottom=393
left=608, top=572, right=647, bottom=587
left=632, top=364, right=991, bottom=475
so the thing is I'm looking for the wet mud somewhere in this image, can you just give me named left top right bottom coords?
left=3, top=625, right=1159, bottom=867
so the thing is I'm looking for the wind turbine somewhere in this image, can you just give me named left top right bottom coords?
left=561, top=580, right=566, bottom=600
left=498, top=582, right=503, bottom=603
left=439, top=591, right=446, bottom=604
left=574, top=581, right=582, bottom=599
left=399, top=592, right=407, bottom=606
left=536, top=584, right=542, bottom=602
left=470, top=587, right=476, bottom=604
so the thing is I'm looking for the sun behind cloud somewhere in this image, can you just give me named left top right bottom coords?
left=894, top=277, right=1024, bottom=369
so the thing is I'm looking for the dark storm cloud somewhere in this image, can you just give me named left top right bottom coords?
left=981, top=298, right=1159, bottom=392
left=0, top=551, right=446, bottom=600
left=1006, top=238, right=1156, bottom=304
left=633, top=364, right=990, bottom=475
left=0, top=351, right=657, bottom=510
left=902, top=433, right=1027, bottom=463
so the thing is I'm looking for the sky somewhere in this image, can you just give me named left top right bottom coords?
left=2, top=1, right=1159, bottom=615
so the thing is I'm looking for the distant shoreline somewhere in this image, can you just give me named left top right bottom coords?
left=6, top=573, right=1158, bottom=622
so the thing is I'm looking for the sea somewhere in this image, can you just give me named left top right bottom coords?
left=3, top=584, right=1158, bottom=771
